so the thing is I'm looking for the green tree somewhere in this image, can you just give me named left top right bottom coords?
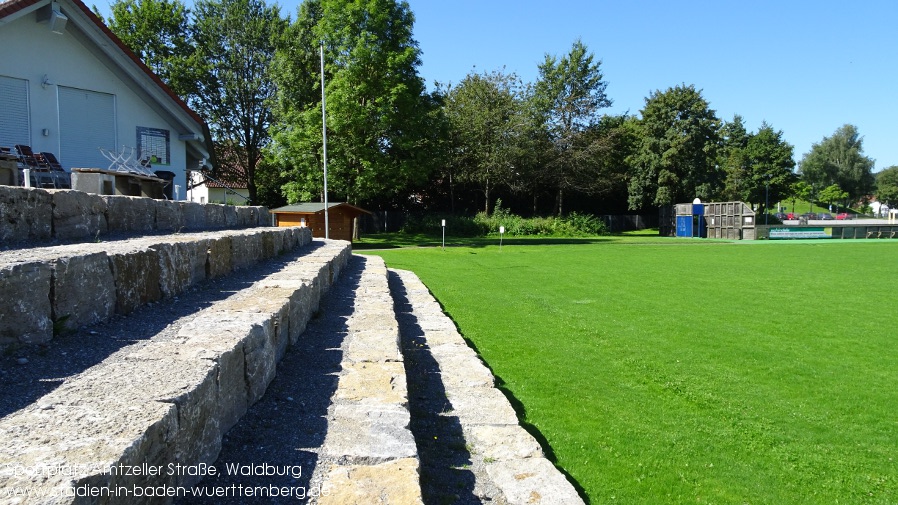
left=443, top=70, right=526, bottom=214
left=798, top=124, right=875, bottom=202
left=875, top=166, right=898, bottom=208
left=102, top=0, right=197, bottom=98
left=719, top=115, right=750, bottom=201
left=274, top=0, right=441, bottom=208
left=191, top=0, right=287, bottom=205
left=743, top=122, right=796, bottom=213
left=534, top=39, right=612, bottom=215
left=627, top=84, right=721, bottom=210
left=818, top=184, right=849, bottom=213
left=789, top=180, right=813, bottom=213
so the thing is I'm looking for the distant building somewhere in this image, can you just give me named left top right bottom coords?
left=0, top=0, right=213, bottom=197
left=270, top=202, right=371, bottom=242
left=188, top=168, right=249, bottom=205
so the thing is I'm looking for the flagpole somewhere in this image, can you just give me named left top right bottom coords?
left=320, top=42, right=330, bottom=239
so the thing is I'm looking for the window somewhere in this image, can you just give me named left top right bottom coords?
left=136, top=126, right=170, bottom=165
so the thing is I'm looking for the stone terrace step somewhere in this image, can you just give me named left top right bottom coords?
left=0, top=226, right=311, bottom=347
left=184, top=254, right=423, bottom=505
left=313, top=255, right=421, bottom=505
left=0, top=187, right=271, bottom=247
left=389, top=269, right=585, bottom=505
left=0, top=239, right=351, bottom=504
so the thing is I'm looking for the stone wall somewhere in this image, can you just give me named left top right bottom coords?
left=0, top=241, right=353, bottom=501
left=0, top=186, right=271, bottom=247
left=0, top=227, right=311, bottom=347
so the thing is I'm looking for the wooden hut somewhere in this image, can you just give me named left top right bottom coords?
left=270, top=202, right=370, bottom=242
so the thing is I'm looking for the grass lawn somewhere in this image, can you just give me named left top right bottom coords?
left=360, top=236, right=898, bottom=504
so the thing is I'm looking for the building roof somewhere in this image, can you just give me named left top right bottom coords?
left=196, top=168, right=248, bottom=189
left=271, top=202, right=371, bottom=215
left=0, top=0, right=214, bottom=164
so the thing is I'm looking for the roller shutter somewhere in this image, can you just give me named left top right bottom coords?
left=0, top=75, right=31, bottom=148
left=58, top=86, right=115, bottom=170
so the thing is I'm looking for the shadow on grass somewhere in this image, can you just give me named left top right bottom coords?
left=353, top=233, right=617, bottom=250
left=426, top=302, right=592, bottom=504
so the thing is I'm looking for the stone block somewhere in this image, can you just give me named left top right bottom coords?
left=0, top=396, right=179, bottom=501
left=235, top=206, right=255, bottom=227
left=107, top=246, right=162, bottom=314
left=176, top=315, right=262, bottom=433
left=260, top=229, right=278, bottom=259
left=206, top=235, right=233, bottom=278
left=154, top=199, right=184, bottom=232
left=0, top=186, right=52, bottom=244
left=103, top=195, right=156, bottom=233
left=51, top=252, right=116, bottom=331
left=197, top=312, right=277, bottom=405
left=215, top=287, right=292, bottom=361
left=346, top=329, right=403, bottom=363
left=323, top=404, right=417, bottom=463
left=336, top=362, right=409, bottom=405
left=0, top=261, right=52, bottom=345
left=223, top=205, right=238, bottom=228
left=205, top=203, right=227, bottom=229
left=319, top=458, right=423, bottom=505
left=485, top=457, right=585, bottom=505
left=151, top=241, right=194, bottom=298
left=444, top=387, right=519, bottom=426
left=467, top=425, right=544, bottom=461
left=180, top=200, right=206, bottom=230
left=50, top=189, right=108, bottom=241
left=230, top=232, right=262, bottom=270
left=256, top=207, right=271, bottom=227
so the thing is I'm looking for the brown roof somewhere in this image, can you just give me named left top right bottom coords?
left=199, top=168, right=247, bottom=189
left=271, top=202, right=371, bottom=216
left=0, top=0, right=204, bottom=127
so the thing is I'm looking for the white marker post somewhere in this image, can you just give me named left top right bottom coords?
left=441, top=219, right=446, bottom=251
left=499, top=225, right=505, bottom=251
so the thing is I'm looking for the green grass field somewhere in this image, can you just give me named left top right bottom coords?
left=361, top=237, right=898, bottom=504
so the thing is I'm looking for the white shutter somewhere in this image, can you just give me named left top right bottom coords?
left=0, top=75, right=31, bottom=148
left=58, top=86, right=115, bottom=170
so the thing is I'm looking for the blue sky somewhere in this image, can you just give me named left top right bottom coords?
left=96, top=0, right=897, bottom=171
left=406, top=0, right=897, bottom=172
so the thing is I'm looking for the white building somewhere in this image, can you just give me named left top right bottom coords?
left=0, top=0, right=213, bottom=198
left=188, top=168, right=250, bottom=205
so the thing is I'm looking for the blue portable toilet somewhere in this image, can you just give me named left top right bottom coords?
left=676, top=215, right=693, bottom=237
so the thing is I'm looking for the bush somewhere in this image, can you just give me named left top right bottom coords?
left=473, top=200, right=608, bottom=237
left=399, top=201, right=608, bottom=238
left=400, top=213, right=485, bottom=237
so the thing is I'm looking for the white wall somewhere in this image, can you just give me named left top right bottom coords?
left=0, top=7, right=191, bottom=197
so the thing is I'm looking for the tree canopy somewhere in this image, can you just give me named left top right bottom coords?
left=534, top=39, right=612, bottom=214
left=876, top=166, right=898, bottom=208
left=191, top=0, right=286, bottom=205
left=798, top=124, right=875, bottom=202
left=273, top=0, right=441, bottom=207
left=106, top=0, right=893, bottom=219
left=443, top=70, right=529, bottom=214
left=103, top=0, right=196, bottom=98
left=627, top=84, right=721, bottom=210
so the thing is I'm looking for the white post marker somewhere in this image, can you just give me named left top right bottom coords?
left=499, top=225, right=505, bottom=251
left=441, top=219, right=446, bottom=251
